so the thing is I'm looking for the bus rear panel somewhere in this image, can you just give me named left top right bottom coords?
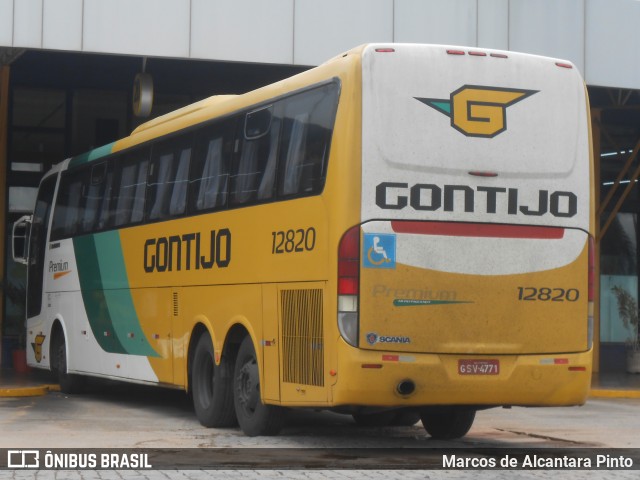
left=334, top=44, right=593, bottom=408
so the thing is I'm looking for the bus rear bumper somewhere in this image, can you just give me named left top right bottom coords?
left=331, top=339, right=593, bottom=408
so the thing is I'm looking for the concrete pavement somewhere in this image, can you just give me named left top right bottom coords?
left=0, top=368, right=59, bottom=397
left=2, top=378, right=639, bottom=479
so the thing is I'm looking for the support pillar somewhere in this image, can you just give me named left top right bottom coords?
left=0, top=65, right=9, bottom=365
left=591, top=108, right=601, bottom=373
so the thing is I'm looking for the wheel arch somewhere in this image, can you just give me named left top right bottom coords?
left=49, top=316, right=68, bottom=373
left=221, top=322, right=251, bottom=371
left=186, top=322, right=209, bottom=394
left=186, top=316, right=260, bottom=394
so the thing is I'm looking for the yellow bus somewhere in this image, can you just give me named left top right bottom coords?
left=13, top=44, right=593, bottom=438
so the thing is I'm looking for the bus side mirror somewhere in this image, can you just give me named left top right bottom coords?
left=12, top=215, right=32, bottom=265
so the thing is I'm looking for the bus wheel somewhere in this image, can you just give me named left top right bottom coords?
left=54, top=333, right=84, bottom=394
left=233, top=336, right=286, bottom=436
left=191, top=331, right=237, bottom=428
left=420, top=408, right=476, bottom=439
left=352, top=411, right=396, bottom=427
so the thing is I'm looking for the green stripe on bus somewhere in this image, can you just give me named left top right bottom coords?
left=68, top=142, right=115, bottom=168
left=393, top=299, right=473, bottom=307
left=73, top=235, right=127, bottom=354
left=74, top=233, right=159, bottom=357
left=94, top=232, right=159, bottom=357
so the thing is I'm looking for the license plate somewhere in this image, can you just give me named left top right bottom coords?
left=458, top=359, right=500, bottom=375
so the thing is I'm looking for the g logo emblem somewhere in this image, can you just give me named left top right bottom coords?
left=416, top=85, right=537, bottom=138
left=32, top=334, right=46, bottom=363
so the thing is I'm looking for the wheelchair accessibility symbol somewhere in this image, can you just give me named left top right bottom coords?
left=363, top=233, right=396, bottom=269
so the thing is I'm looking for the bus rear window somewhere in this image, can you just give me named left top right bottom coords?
left=278, top=83, right=339, bottom=198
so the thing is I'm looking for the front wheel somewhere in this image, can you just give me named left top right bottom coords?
left=54, top=333, right=85, bottom=394
left=420, top=408, right=476, bottom=439
left=233, top=336, right=286, bottom=436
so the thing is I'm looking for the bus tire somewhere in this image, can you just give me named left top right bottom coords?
left=420, top=408, right=476, bottom=439
left=233, top=336, right=286, bottom=436
left=54, top=333, right=85, bottom=394
left=191, top=331, right=237, bottom=428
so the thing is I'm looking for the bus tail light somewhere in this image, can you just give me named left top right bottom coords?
left=338, top=226, right=360, bottom=295
left=338, top=226, right=360, bottom=347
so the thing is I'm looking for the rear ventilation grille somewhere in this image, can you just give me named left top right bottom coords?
left=281, top=289, right=324, bottom=387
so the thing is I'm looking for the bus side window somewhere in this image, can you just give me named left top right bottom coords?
left=191, top=122, right=234, bottom=212
left=130, top=158, right=149, bottom=223
left=256, top=117, right=281, bottom=201
left=70, top=176, right=86, bottom=235
left=115, top=162, right=136, bottom=226
left=170, top=148, right=191, bottom=216
left=81, top=162, right=108, bottom=233
left=148, top=137, right=192, bottom=221
left=230, top=106, right=276, bottom=206
left=281, top=113, right=308, bottom=196
left=97, top=166, right=115, bottom=230
left=278, top=83, right=339, bottom=198
left=148, top=152, right=175, bottom=220
left=51, top=171, right=82, bottom=240
left=114, top=148, right=149, bottom=227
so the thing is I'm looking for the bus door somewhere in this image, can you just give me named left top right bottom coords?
left=26, top=175, right=58, bottom=321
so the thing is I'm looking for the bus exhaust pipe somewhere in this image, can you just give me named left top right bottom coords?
left=397, top=380, right=416, bottom=396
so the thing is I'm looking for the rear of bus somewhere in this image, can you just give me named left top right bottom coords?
left=335, top=45, right=593, bottom=412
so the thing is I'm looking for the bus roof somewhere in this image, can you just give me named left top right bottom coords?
left=131, top=95, right=238, bottom=136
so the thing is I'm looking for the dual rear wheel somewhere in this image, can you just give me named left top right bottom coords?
left=58, top=328, right=474, bottom=439
left=233, top=336, right=287, bottom=436
left=191, top=331, right=236, bottom=428
left=192, top=334, right=285, bottom=436
left=193, top=333, right=474, bottom=439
